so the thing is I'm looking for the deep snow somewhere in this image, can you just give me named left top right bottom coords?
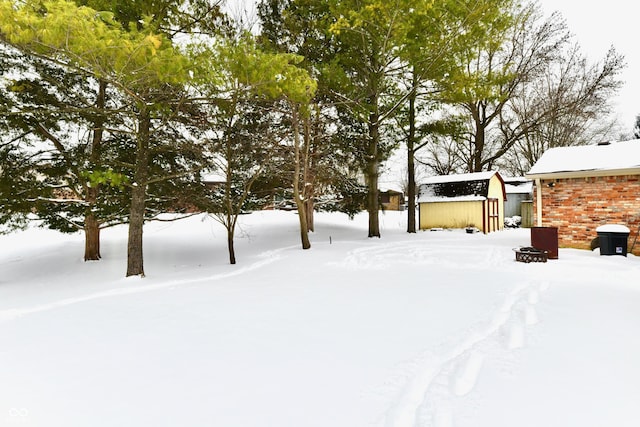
left=1, top=211, right=639, bottom=427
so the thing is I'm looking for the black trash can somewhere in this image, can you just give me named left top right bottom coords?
left=596, top=225, right=630, bottom=256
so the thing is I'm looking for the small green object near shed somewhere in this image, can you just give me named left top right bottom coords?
left=596, top=224, right=630, bottom=256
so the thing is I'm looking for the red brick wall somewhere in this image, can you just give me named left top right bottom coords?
left=533, top=175, right=640, bottom=255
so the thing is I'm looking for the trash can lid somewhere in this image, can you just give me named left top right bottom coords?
left=596, top=224, right=630, bottom=233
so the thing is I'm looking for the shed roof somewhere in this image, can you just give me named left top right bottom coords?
left=422, top=171, right=496, bottom=184
left=418, top=171, right=505, bottom=203
left=526, top=139, right=640, bottom=179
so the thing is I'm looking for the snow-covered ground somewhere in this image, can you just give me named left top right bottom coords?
left=1, top=211, right=639, bottom=427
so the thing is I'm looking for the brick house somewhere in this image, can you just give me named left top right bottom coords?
left=525, top=140, right=640, bottom=255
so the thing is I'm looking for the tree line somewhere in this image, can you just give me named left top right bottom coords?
left=0, top=0, right=626, bottom=277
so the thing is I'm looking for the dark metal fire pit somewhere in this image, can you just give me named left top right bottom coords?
left=513, top=246, right=548, bottom=263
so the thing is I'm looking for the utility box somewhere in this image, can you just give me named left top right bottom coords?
left=596, top=224, right=630, bottom=256
left=531, top=226, right=559, bottom=259
left=520, top=200, right=534, bottom=228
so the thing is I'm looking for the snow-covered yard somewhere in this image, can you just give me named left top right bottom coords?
left=1, top=211, right=639, bottom=427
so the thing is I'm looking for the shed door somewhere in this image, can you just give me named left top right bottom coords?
left=487, top=198, right=499, bottom=232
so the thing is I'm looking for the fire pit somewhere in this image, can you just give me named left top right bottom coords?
left=513, top=246, right=548, bottom=263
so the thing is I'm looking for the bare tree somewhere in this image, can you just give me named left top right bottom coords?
left=441, top=3, right=569, bottom=172
left=502, top=44, right=625, bottom=175
left=419, top=135, right=467, bottom=176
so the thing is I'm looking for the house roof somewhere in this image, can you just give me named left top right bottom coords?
left=378, top=181, right=404, bottom=194
left=526, top=139, right=640, bottom=179
left=201, top=170, right=226, bottom=183
left=418, top=171, right=505, bottom=203
left=379, top=189, right=404, bottom=195
left=503, top=177, right=533, bottom=194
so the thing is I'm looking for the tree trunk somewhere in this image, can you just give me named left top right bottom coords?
left=407, top=151, right=417, bottom=233
left=227, top=227, right=236, bottom=265
left=296, top=201, right=311, bottom=249
left=303, top=115, right=315, bottom=233
left=305, top=198, right=314, bottom=232
left=127, top=184, right=146, bottom=277
left=84, top=210, right=101, bottom=261
left=472, top=106, right=486, bottom=172
left=126, top=109, right=150, bottom=277
left=84, top=79, right=107, bottom=261
left=291, top=102, right=311, bottom=249
left=473, top=128, right=485, bottom=172
left=84, top=184, right=101, bottom=261
left=366, top=169, right=379, bottom=237
left=367, top=110, right=380, bottom=238
left=407, top=74, right=417, bottom=233
left=224, top=144, right=237, bottom=264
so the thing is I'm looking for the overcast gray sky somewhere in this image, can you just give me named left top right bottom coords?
left=532, top=0, right=637, bottom=132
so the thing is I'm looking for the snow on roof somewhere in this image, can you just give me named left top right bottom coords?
left=504, top=180, right=533, bottom=194
left=419, top=194, right=487, bottom=203
left=201, top=170, right=226, bottom=183
left=379, top=185, right=404, bottom=194
left=503, top=176, right=529, bottom=183
left=422, top=171, right=497, bottom=184
left=527, top=139, right=640, bottom=178
left=418, top=171, right=502, bottom=203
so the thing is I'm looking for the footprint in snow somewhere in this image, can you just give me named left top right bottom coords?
left=432, top=403, right=454, bottom=427
left=452, top=351, right=485, bottom=397
left=506, top=321, right=526, bottom=349
left=524, top=304, right=539, bottom=325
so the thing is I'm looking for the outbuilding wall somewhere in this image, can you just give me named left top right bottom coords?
left=380, top=191, right=404, bottom=211
left=534, top=175, right=640, bottom=255
left=505, top=193, right=530, bottom=217
left=419, top=200, right=484, bottom=230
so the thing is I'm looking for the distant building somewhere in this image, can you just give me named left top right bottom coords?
left=379, top=188, right=405, bottom=211
left=503, top=177, right=534, bottom=227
